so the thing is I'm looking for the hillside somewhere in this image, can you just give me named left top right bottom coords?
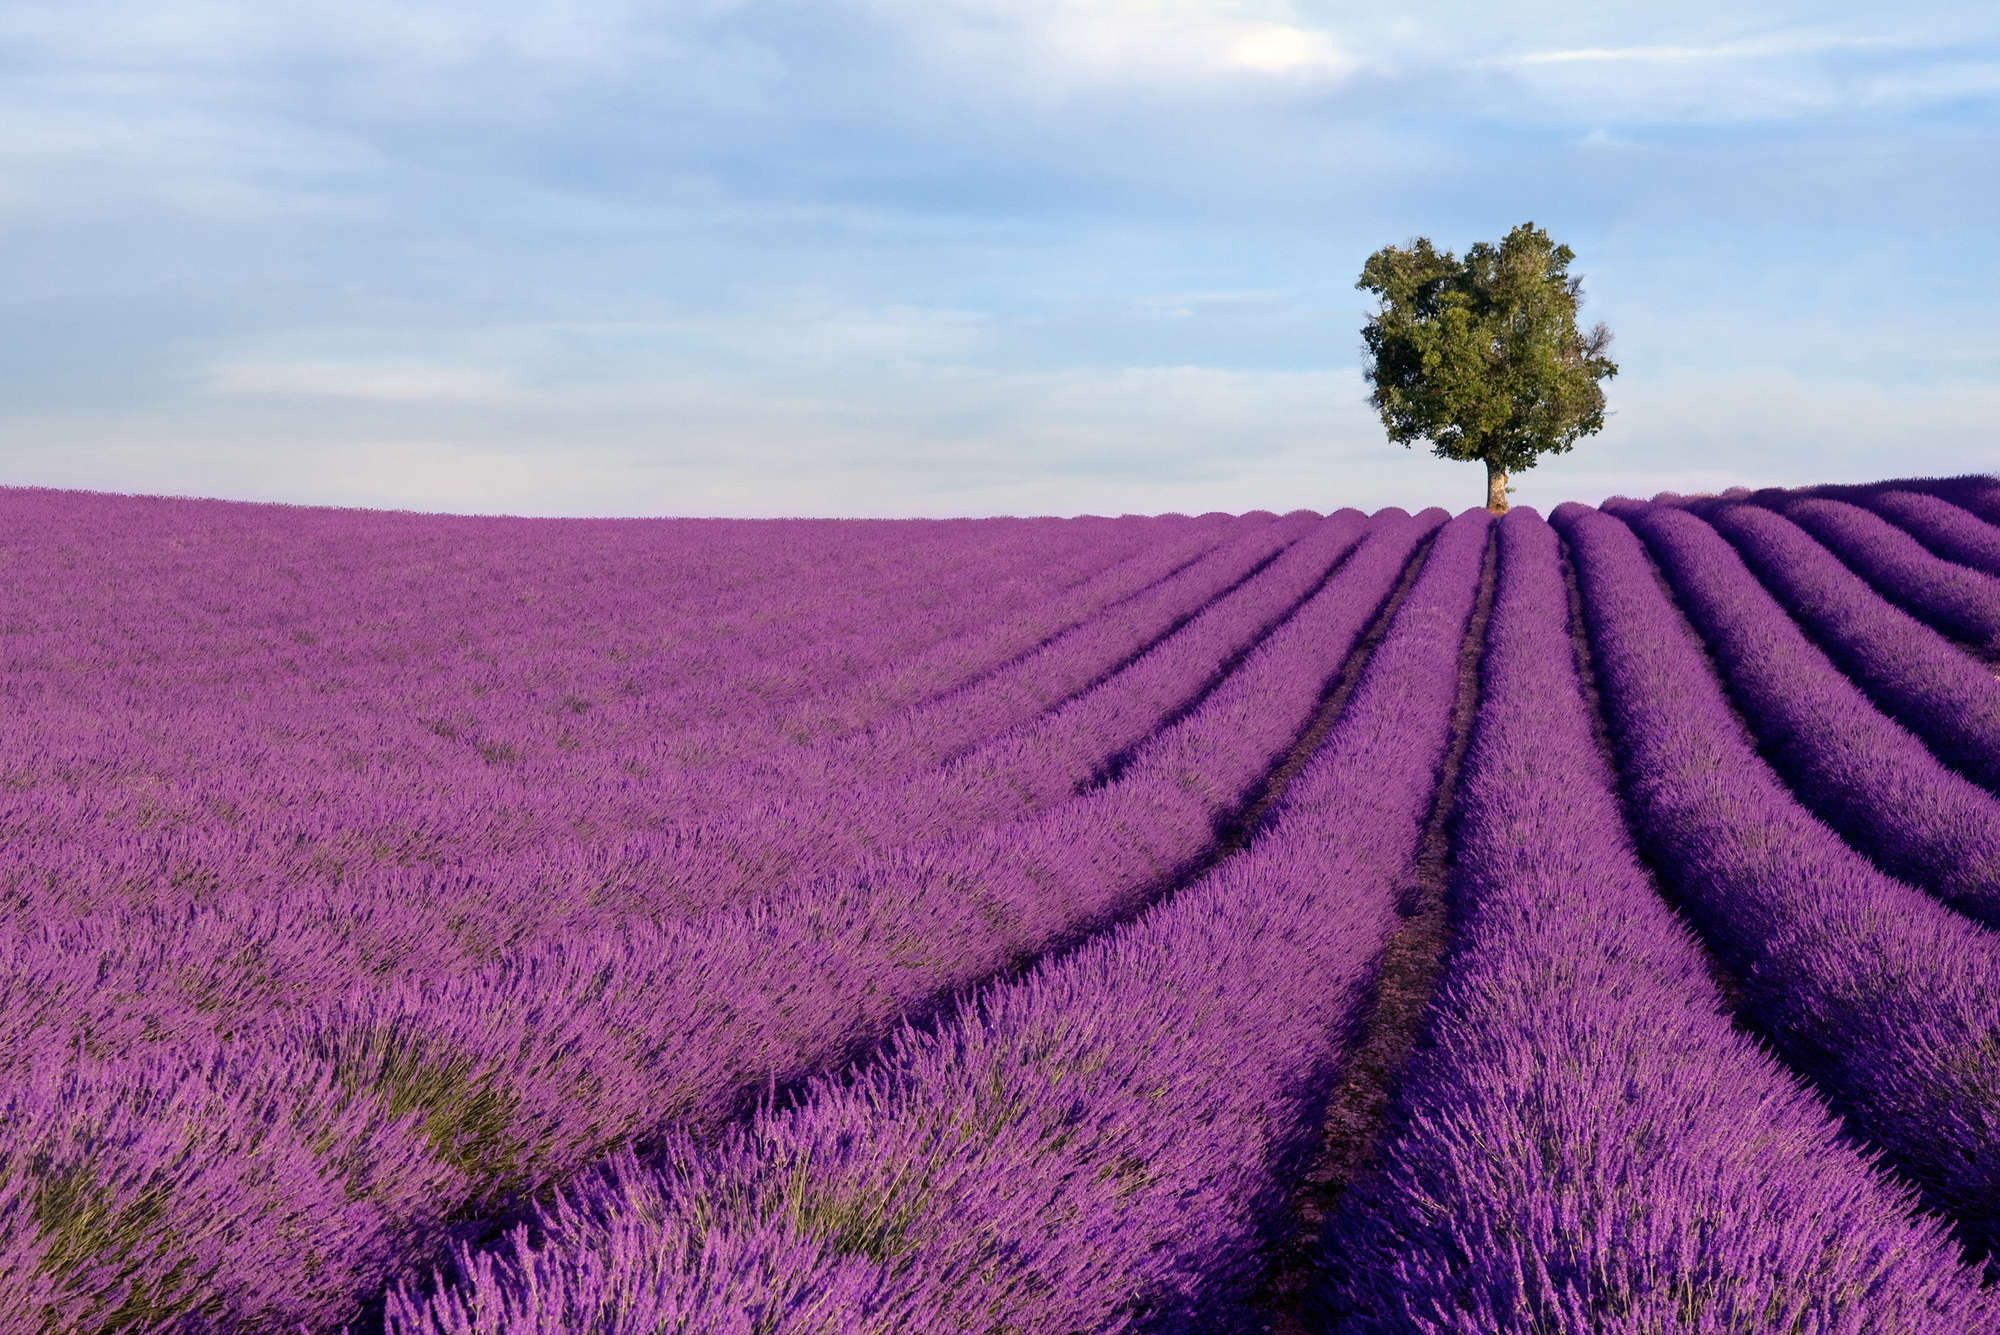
left=5, top=476, right=2000, bottom=1333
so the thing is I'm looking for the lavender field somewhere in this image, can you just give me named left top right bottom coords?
left=8, top=475, right=2000, bottom=1334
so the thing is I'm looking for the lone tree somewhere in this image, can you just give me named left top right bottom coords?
left=1357, top=221, right=1616, bottom=515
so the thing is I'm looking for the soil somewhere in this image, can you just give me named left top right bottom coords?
left=1245, top=523, right=1497, bottom=1335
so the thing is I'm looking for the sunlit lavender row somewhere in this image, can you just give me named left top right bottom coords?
left=7, top=474, right=2000, bottom=1334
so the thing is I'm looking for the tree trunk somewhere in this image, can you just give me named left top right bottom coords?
left=1485, top=460, right=1508, bottom=515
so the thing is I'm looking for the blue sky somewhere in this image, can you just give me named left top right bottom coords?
left=3, top=2, right=1996, bottom=517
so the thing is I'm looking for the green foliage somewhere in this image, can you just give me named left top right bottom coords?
left=1358, top=221, right=1617, bottom=478
left=333, top=1031, right=527, bottom=1196
left=30, top=1160, right=205, bottom=1335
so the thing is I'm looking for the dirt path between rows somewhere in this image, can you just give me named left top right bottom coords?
left=1246, top=524, right=1497, bottom=1335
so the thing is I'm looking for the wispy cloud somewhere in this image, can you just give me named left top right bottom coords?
left=1576, top=127, right=1636, bottom=150
left=1485, top=21, right=2000, bottom=124
left=1505, top=29, right=1920, bottom=67
left=1225, top=25, right=1350, bottom=77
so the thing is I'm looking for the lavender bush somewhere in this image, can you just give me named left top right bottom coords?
left=1606, top=497, right=2000, bottom=923
left=1859, top=488, right=2000, bottom=580
left=382, top=515, right=1496, bottom=1335
left=1318, top=506, right=1992, bottom=1332
left=1688, top=499, right=2000, bottom=796
left=1553, top=500, right=2000, bottom=1259
left=1776, top=494, right=2000, bottom=653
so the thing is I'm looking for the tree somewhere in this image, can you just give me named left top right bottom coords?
left=1357, top=221, right=1617, bottom=515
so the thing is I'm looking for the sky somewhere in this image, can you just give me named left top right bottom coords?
left=2, top=1, right=1997, bottom=518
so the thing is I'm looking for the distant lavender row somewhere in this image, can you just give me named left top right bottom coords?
left=0, top=502, right=1252, bottom=962
left=687, top=508, right=1238, bottom=755
left=1608, top=498, right=2000, bottom=924
left=501, top=509, right=1322, bottom=905
left=1782, top=472, right=2000, bottom=540
left=2, top=511, right=1440, bottom=1332
left=1931, top=475, right=2000, bottom=528
left=1690, top=500, right=2000, bottom=797
left=776, top=513, right=1245, bottom=742
left=660, top=511, right=1360, bottom=893
left=1860, top=489, right=2000, bottom=581
left=384, top=512, right=1494, bottom=1335
left=1320, top=508, right=1991, bottom=1333
left=1554, top=501, right=2000, bottom=1258
left=0, top=495, right=1225, bottom=928
left=821, top=511, right=1319, bottom=779
left=1775, top=495, right=2000, bottom=653
left=869, top=511, right=1367, bottom=831
left=1, top=509, right=1400, bottom=1100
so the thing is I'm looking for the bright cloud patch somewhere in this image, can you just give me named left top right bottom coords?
left=887, top=0, right=1354, bottom=87
left=1227, top=23, right=1348, bottom=76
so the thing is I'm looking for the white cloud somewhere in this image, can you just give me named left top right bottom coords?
left=1505, top=29, right=1914, bottom=66
left=0, top=78, right=386, bottom=221
left=27, top=322, right=1999, bottom=520
left=869, top=0, right=1354, bottom=90
left=1476, top=19, right=2000, bottom=124
left=8, top=349, right=1445, bottom=517
left=4, top=0, right=1997, bottom=522
left=1227, top=24, right=1349, bottom=76
left=1557, top=368, right=2000, bottom=502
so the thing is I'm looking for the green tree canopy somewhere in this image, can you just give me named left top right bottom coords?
left=1357, top=221, right=1617, bottom=514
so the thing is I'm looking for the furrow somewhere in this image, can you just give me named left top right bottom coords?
left=1770, top=493, right=2000, bottom=655
left=1247, top=517, right=1495, bottom=1334
left=859, top=511, right=1325, bottom=776
left=1683, top=498, right=2000, bottom=797
left=1089, top=515, right=1378, bottom=791
left=1860, top=489, right=2000, bottom=581
left=887, top=517, right=1256, bottom=717
left=1558, top=537, right=1750, bottom=1019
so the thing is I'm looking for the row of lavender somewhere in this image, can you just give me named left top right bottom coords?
left=2, top=503, right=1348, bottom=975
left=11, top=475, right=2000, bottom=1332
left=1321, top=508, right=1989, bottom=1331
left=0, top=491, right=1264, bottom=921
left=384, top=491, right=2000, bottom=1334
left=382, top=511, right=1497, bottom=1333
left=3, top=495, right=1448, bottom=1329
left=1554, top=491, right=2000, bottom=1255
left=1603, top=498, right=2000, bottom=922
